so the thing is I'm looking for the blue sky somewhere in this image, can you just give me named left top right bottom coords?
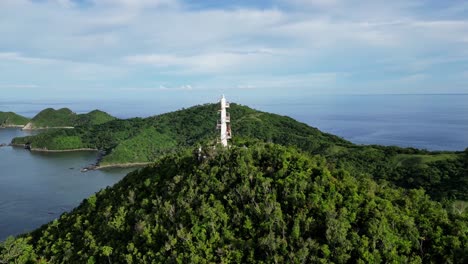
left=1, top=0, right=467, bottom=102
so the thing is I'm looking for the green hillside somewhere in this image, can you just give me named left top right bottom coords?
left=12, top=103, right=350, bottom=162
left=12, top=103, right=468, bottom=201
left=22, top=108, right=116, bottom=129
left=75, top=110, right=116, bottom=126
left=27, top=108, right=76, bottom=128
left=1, top=143, right=466, bottom=263
left=0, top=112, right=30, bottom=127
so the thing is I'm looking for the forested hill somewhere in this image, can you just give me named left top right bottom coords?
left=12, top=103, right=468, bottom=201
left=22, top=108, right=115, bottom=129
left=0, top=111, right=30, bottom=127
left=1, top=143, right=466, bottom=263
left=12, top=103, right=350, bottom=164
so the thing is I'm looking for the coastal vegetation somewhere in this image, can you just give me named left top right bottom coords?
left=22, top=108, right=115, bottom=130
left=0, top=112, right=30, bottom=127
left=2, top=103, right=467, bottom=262
left=1, top=143, right=466, bottom=263
left=11, top=103, right=350, bottom=163
left=12, top=103, right=468, bottom=201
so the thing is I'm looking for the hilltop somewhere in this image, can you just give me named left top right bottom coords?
left=12, top=103, right=468, bottom=201
left=75, top=110, right=117, bottom=126
left=0, top=112, right=30, bottom=128
left=1, top=143, right=466, bottom=263
left=21, top=108, right=116, bottom=130
left=13, top=103, right=349, bottom=164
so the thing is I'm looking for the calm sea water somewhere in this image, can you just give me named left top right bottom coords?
left=251, top=94, right=468, bottom=151
left=1, top=94, right=467, bottom=150
left=0, top=94, right=467, bottom=240
left=0, top=129, right=134, bottom=240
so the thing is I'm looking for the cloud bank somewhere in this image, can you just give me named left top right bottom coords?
left=0, top=0, right=467, bottom=99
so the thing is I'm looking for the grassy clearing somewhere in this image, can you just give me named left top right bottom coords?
left=393, top=153, right=460, bottom=167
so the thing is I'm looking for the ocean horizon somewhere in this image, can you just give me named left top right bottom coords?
left=1, top=94, right=467, bottom=151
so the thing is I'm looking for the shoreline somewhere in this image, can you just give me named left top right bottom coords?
left=9, top=143, right=149, bottom=170
left=1, top=126, right=74, bottom=130
left=95, top=162, right=152, bottom=170
left=31, top=148, right=98, bottom=153
left=22, top=126, right=75, bottom=131
left=10, top=144, right=98, bottom=152
left=0, top=125, right=26, bottom=128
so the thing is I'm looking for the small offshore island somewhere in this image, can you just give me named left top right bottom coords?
left=1, top=100, right=467, bottom=263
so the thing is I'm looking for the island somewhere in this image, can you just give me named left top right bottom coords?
left=1, top=102, right=467, bottom=263
left=21, top=108, right=116, bottom=130
left=11, top=103, right=467, bottom=200
left=0, top=111, right=30, bottom=128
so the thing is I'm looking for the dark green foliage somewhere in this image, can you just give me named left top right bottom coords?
left=8, top=143, right=467, bottom=263
left=0, top=111, right=30, bottom=127
left=0, top=236, right=38, bottom=263
left=75, top=110, right=116, bottom=126
left=11, top=103, right=468, bottom=201
left=12, top=130, right=86, bottom=151
left=24, top=108, right=115, bottom=129
left=324, top=145, right=468, bottom=200
left=3, top=103, right=467, bottom=262
left=12, top=103, right=351, bottom=162
left=28, top=108, right=76, bottom=128
left=102, top=127, right=177, bottom=165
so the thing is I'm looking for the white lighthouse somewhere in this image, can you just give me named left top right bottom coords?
left=217, top=95, right=231, bottom=147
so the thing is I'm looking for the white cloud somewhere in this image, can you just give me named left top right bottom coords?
left=399, top=73, right=428, bottom=83
left=283, top=0, right=340, bottom=8
left=120, top=84, right=193, bottom=92
left=198, top=72, right=343, bottom=92
left=0, top=0, right=467, bottom=95
left=54, top=0, right=75, bottom=8
left=236, top=84, right=257, bottom=90
left=92, top=0, right=179, bottom=9
left=0, top=52, right=127, bottom=81
left=124, top=49, right=286, bottom=74
left=0, top=84, right=38, bottom=89
left=0, top=52, right=59, bottom=65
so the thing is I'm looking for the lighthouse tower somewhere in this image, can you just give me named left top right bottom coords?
left=217, top=95, right=231, bottom=147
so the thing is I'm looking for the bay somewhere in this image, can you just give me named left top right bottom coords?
left=1, top=94, right=467, bottom=240
left=0, top=129, right=133, bottom=240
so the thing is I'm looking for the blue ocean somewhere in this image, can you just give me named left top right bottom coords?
left=1, top=94, right=467, bottom=240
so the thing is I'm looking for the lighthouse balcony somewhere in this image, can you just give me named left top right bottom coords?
left=225, top=102, right=230, bottom=108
